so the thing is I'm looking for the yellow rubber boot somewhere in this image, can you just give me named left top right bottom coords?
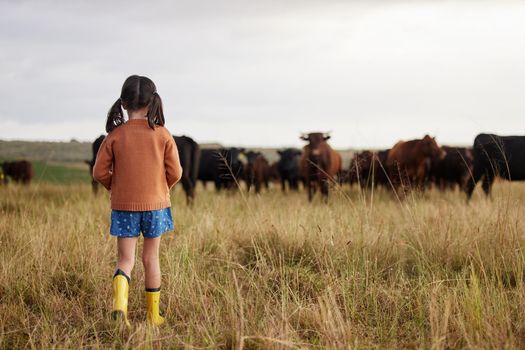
left=112, top=275, right=131, bottom=328
left=145, top=290, right=165, bottom=326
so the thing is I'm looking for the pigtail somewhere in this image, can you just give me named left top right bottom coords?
left=106, top=98, right=125, bottom=133
left=147, top=92, right=165, bottom=130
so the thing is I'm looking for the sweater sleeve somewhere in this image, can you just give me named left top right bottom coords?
left=92, top=136, right=113, bottom=191
left=165, top=136, right=183, bottom=189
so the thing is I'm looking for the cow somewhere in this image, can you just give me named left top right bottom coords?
left=85, top=135, right=106, bottom=194
left=428, top=146, right=473, bottom=192
left=173, top=135, right=201, bottom=205
left=386, top=135, right=446, bottom=193
left=244, top=151, right=271, bottom=193
left=465, top=134, right=525, bottom=200
left=299, top=132, right=342, bottom=201
left=348, top=151, right=374, bottom=188
left=276, top=148, right=302, bottom=192
left=198, top=147, right=245, bottom=191
left=374, top=149, right=391, bottom=188
left=269, top=162, right=280, bottom=185
left=1, top=160, right=33, bottom=185
left=348, top=150, right=391, bottom=190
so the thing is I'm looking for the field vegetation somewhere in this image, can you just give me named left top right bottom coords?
left=1, top=174, right=525, bottom=349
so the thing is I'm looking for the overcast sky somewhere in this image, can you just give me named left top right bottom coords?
left=1, top=0, right=524, bottom=149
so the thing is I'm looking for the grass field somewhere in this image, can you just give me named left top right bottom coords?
left=1, top=178, right=525, bottom=349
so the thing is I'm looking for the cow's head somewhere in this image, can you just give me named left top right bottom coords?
left=300, top=132, right=330, bottom=143
left=277, top=148, right=302, bottom=171
left=220, top=147, right=245, bottom=166
left=244, top=151, right=260, bottom=164
left=278, top=148, right=301, bottom=160
left=1, top=162, right=13, bottom=173
left=421, top=135, right=446, bottom=160
left=300, top=132, right=331, bottom=155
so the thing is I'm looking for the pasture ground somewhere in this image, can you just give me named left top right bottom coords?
left=1, top=179, right=525, bottom=349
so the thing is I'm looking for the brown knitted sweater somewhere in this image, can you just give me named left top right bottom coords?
left=93, top=119, right=183, bottom=211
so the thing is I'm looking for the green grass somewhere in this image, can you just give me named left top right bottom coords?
left=31, top=161, right=91, bottom=184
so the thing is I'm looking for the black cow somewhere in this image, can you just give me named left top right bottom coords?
left=374, top=149, right=391, bottom=188
left=429, top=146, right=473, bottom=191
left=198, top=148, right=245, bottom=191
left=277, top=148, right=302, bottom=192
left=1, top=160, right=33, bottom=185
left=85, top=135, right=106, bottom=194
left=348, top=151, right=374, bottom=188
left=174, top=135, right=201, bottom=206
left=466, top=134, right=525, bottom=199
left=348, top=150, right=390, bottom=189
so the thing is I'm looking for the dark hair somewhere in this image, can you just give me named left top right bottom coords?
left=106, top=75, right=165, bottom=132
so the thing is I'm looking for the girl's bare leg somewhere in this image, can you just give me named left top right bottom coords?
left=143, top=237, right=161, bottom=288
left=116, top=237, right=138, bottom=277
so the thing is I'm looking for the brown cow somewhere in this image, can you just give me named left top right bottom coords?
left=1, top=160, right=33, bottom=185
left=269, top=162, right=280, bottom=185
left=299, top=132, right=342, bottom=201
left=244, top=151, right=271, bottom=193
left=386, top=135, right=446, bottom=193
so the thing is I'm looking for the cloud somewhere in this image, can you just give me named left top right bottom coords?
left=1, top=0, right=525, bottom=148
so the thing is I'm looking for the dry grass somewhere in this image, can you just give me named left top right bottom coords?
left=1, top=181, right=525, bottom=349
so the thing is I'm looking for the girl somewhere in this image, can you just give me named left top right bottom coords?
left=93, top=75, right=183, bottom=327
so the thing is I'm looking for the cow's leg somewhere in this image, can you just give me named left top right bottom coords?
left=180, top=175, right=194, bottom=206
left=389, top=164, right=401, bottom=194
left=465, top=164, right=483, bottom=200
left=188, top=185, right=195, bottom=205
left=254, top=172, right=262, bottom=194
left=482, top=173, right=494, bottom=198
left=307, top=179, right=314, bottom=202
left=415, top=163, right=427, bottom=192
left=320, top=178, right=329, bottom=201
left=391, top=165, right=405, bottom=196
left=281, top=179, right=286, bottom=192
left=439, top=178, right=446, bottom=192
left=214, top=179, right=222, bottom=192
left=460, top=173, right=470, bottom=193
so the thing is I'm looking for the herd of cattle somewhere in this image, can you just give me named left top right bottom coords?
left=3, top=132, right=525, bottom=204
